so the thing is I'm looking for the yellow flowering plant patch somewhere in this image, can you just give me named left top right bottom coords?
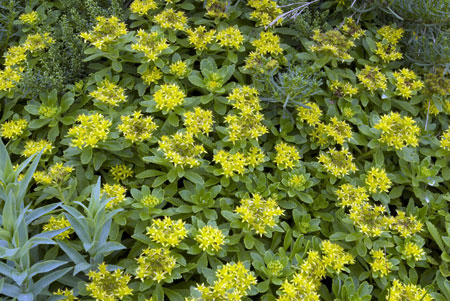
left=0, top=0, right=449, bottom=300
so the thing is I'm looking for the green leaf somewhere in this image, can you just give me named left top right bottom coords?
left=184, top=172, right=204, bottom=185
left=427, top=221, right=446, bottom=252
left=81, top=148, right=93, bottom=165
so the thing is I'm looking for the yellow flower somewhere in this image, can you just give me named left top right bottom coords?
left=19, top=11, right=39, bottom=24
left=321, top=240, right=355, bottom=273
left=136, top=247, right=176, bottom=282
left=402, top=242, right=425, bottom=261
left=377, top=25, right=404, bottom=45
left=102, top=183, right=127, bottom=208
left=132, top=30, right=168, bottom=61
left=0, top=119, right=27, bottom=139
left=389, top=211, right=423, bottom=237
left=340, top=17, right=365, bottom=39
left=4, top=45, right=28, bottom=66
left=365, top=167, right=391, bottom=193
left=277, top=271, right=320, bottom=301
left=183, top=107, right=214, bottom=135
left=247, top=0, right=283, bottom=27
left=330, top=80, right=359, bottom=98
left=336, top=183, right=369, bottom=207
left=110, top=164, right=133, bottom=181
left=297, top=103, right=322, bottom=126
left=205, top=0, right=229, bottom=18
left=23, top=32, right=54, bottom=53
left=186, top=26, right=216, bottom=51
left=440, top=128, right=450, bottom=150
left=393, top=68, right=424, bottom=99
left=216, top=27, right=244, bottom=50
left=252, top=31, right=283, bottom=55
left=169, top=60, right=189, bottom=78
left=68, top=113, right=111, bottom=148
left=154, top=8, right=187, bottom=31
left=130, top=0, right=157, bottom=15
left=324, top=117, right=352, bottom=145
left=244, top=51, right=280, bottom=74
left=153, top=83, right=185, bottom=111
left=387, top=279, right=433, bottom=301
left=141, top=66, right=163, bottom=85
left=90, top=79, right=127, bottom=106
left=86, top=263, right=133, bottom=301
left=39, top=105, right=58, bottom=118
left=246, top=146, right=265, bottom=167
left=22, top=139, right=53, bottom=157
left=80, top=16, right=127, bottom=50
left=423, top=99, right=440, bottom=116
left=287, top=174, right=306, bottom=190
left=0, top=66, right=24, bottom=91
left=309, top=29, right=354, bottom=60
left=195, top=225, right=226, bottom=253
left=318, top=147, right=357, bottom=178
left=147, top=216, right=188, bottom=248
left=267, top=260, right=284, bottom=277
left=33, top=171, right=53, bottom=185
left=274, top=142, right=300, bottom=169
left=235, top=193, right=284, bottom=236
left=48, top=163, right=73, bottom=184
left=351, top=203, right=388, bottom=237
left=118, top=111, right=158, bottom=143
left=195, top=262, right=257, bottom=300
left=158, top=131, right=206, bottom=167
left=375, top=41, right=403, bottom=62
left=140, top=195, right=161, bottom=208
left=370, top=249, right=392, bottom=277
left=213, top=150, right=247, bottom=177
left=374, top=112, right=420, bottom=149
left=357, top=65, right=387, bottom=92
left=53, top=288, right=78, bottom=301
left=43, top=216, right=73, bottom=240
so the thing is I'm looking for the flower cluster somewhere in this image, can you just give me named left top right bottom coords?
left=370, top=250, right=392, bottom=277
left=195, top=225, right=226, bottom=253
left=22, top=139, right=53, bottom=157
left=225, top=86, right=268, bottom=143
left=80, top=16, right=127, bottom=50
left=375, top=25, right=404, bottom=62
left=39, top=105, right=58, bottom=118
left=42, top=216, right=73, bottom=240
left=195, top=262, right=257, bottom=300
left=318, top=147, right=357, bottom=178
left=183, top=107, right=214, bottom=135
left=142, top=66, right=163, bottom=85
left=393, top=68, right=424, bottom=99
left=135, top=247, right=176, bottom=282
left=154, top=8, right=187, bottom=31
left=140, top=195, right=161, bottom=208
left=349, top=202, right=388, bottom=236
left=90, top=79, right=127, bottom=106
left=68, top=113, right=112, bottom=148
left=267, top=260, right=284, bottom=277
left=297, top=103, right=322, bottom=126
left=387, top=279, right=433, bottom=301
left=147, top=216, right=188, bottom=247
left=110, top=164, right=133, bottom=182
left=388, top=211, right=423, bottom=237
left=336, top=183, right=369, bottom=207
left=247, top=0, right=283, bottom=27
left=365, top=167, right=392, bottom=193
left=440, top=128, right=450, bottom=150
left=118, top=111, right=158, bottom=143
left=0, top=119, right=28, bottom=139
left=205, top=0, right=228, bottom=18
left=53, top=288, right=77, bottom=301
left=153, top=83, right=185, bottom=111
left=130, top=0, right=157, bottom=15
left=251, top=31, right=283, bottom=56
left=274, top=142, right=300, bottom=169
left=132, top=30, right=168, bottom=62
left=357, top=65, right=387, bottom=92
left=287, top=174, right=307, bottom=190
left=213, top=150, right=247, bottom=177
left=313, top=117, right=352, bottom=145
left=34, top=163, right=73, bottom=185
left=235, top=193, right=284, bottom=236
left=374, top=112, right=420, bottom=149
left=330, top=80, right=359, bottom=98
left=402, top=242, right=425, bottom=261
left=159, top=131, right=206, bottom=167
left=19, top=11, right=39, bottom=24
left=86, top=263, right=133, bottom=301
left=23, top=32, right=55, bottom=53
left=216, top=27, right=244, bottom=50
left=102, top=183, right=127, bottom=208
left=186, top=26, right=216, bottom=51
left=321, top=240, right=355, bottom=273
left=310, top=29, right=355, bottom=60
left=170, top=60, right=189, bottom=78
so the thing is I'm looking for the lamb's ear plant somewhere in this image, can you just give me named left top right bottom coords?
left=59, top=177, right=125, bottom=275
left=0, top=140, right=71, bottom=300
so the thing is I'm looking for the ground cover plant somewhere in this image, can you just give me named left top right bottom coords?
left=0, top=0, right=450, bottom=300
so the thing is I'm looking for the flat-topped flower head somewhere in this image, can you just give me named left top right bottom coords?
left=297, top=103, right=322, bottom=126
left=336, top=183, right=369, bottom=207
left=102, top=183, right=127, bottom=208
left=274, top=142, right=300, bottom=169
left=169, top=60, right=189, bottom=78
left=141, top=66, right=163, bottom=85
left=159, top=131, right=206, bottom=167
left=80, top=16, right=127, bottom=50
left=247, top=0, right=283, bottom=27
left=4, top=45, right=28, bottom=66
left=318, top=147, right=357, bottom=178
left=22, top=139, right=53, bottom=157
left=68, top=113, right=111, bottom=148
left=118, top=111, right=158, bottom=143
left=136, top=247, right=176, bottom=282
left=205, top=0, right=229, bottom=18
left=89, top=79, right=127, bottom=106
left=132, top=30, right=168, bottom=62
left=195, top=225, right=226, bottom=253
left=19, top=11, right=39, bottom=24
left=146, top=216, right=188, bottom=247
left=389, top=211, right=423, bottom=237
left=130, top=0, right=157, bottom=15
left=440, top=128, right=450, bottom=150
left=235, top=193, right=284, bottom=236
left=349, top=202, right=388, bottom=237
left=183, top=107, right=214, bottom=135
left=377, top=25, right=404, bottom=45
left=321, top=240, right=355, bottom=273
left=186, top=26, right=216, bottom=51
left=393, top=68, right=424, bottom=99
left=310, top=29, right=354, bottom=60
left=216, top=27, right=244, bottom=50
left=370, top=250, right=392, bottom=277
left=213, top=150, right=247, bottom=177
left=365, top=167, right=391, bottom=193
left=153, top=83, right=185, bottom=111
left=43, top=216, right=73, bottom=240
left=374, top=112, right=420, bottom=149
left=23, top=32, right=54, bottom=53
left=0, top=66, right=24, bottom=91
left=1, top=119, right=27, bottom=139
left=357, top=65, right=387, bottom=92
left=324, top=117, right=352, bottom=145
left=86, top=263, right=133, bottom=301
left=251, top=31, right=283, bottom=55
left=110, top=164, right=133, bottom=182
left=402, top=242, right=425, bottom=261
left=387, top=279, right=433, bottom=301
left=154, top=8, right=187, bottom=31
